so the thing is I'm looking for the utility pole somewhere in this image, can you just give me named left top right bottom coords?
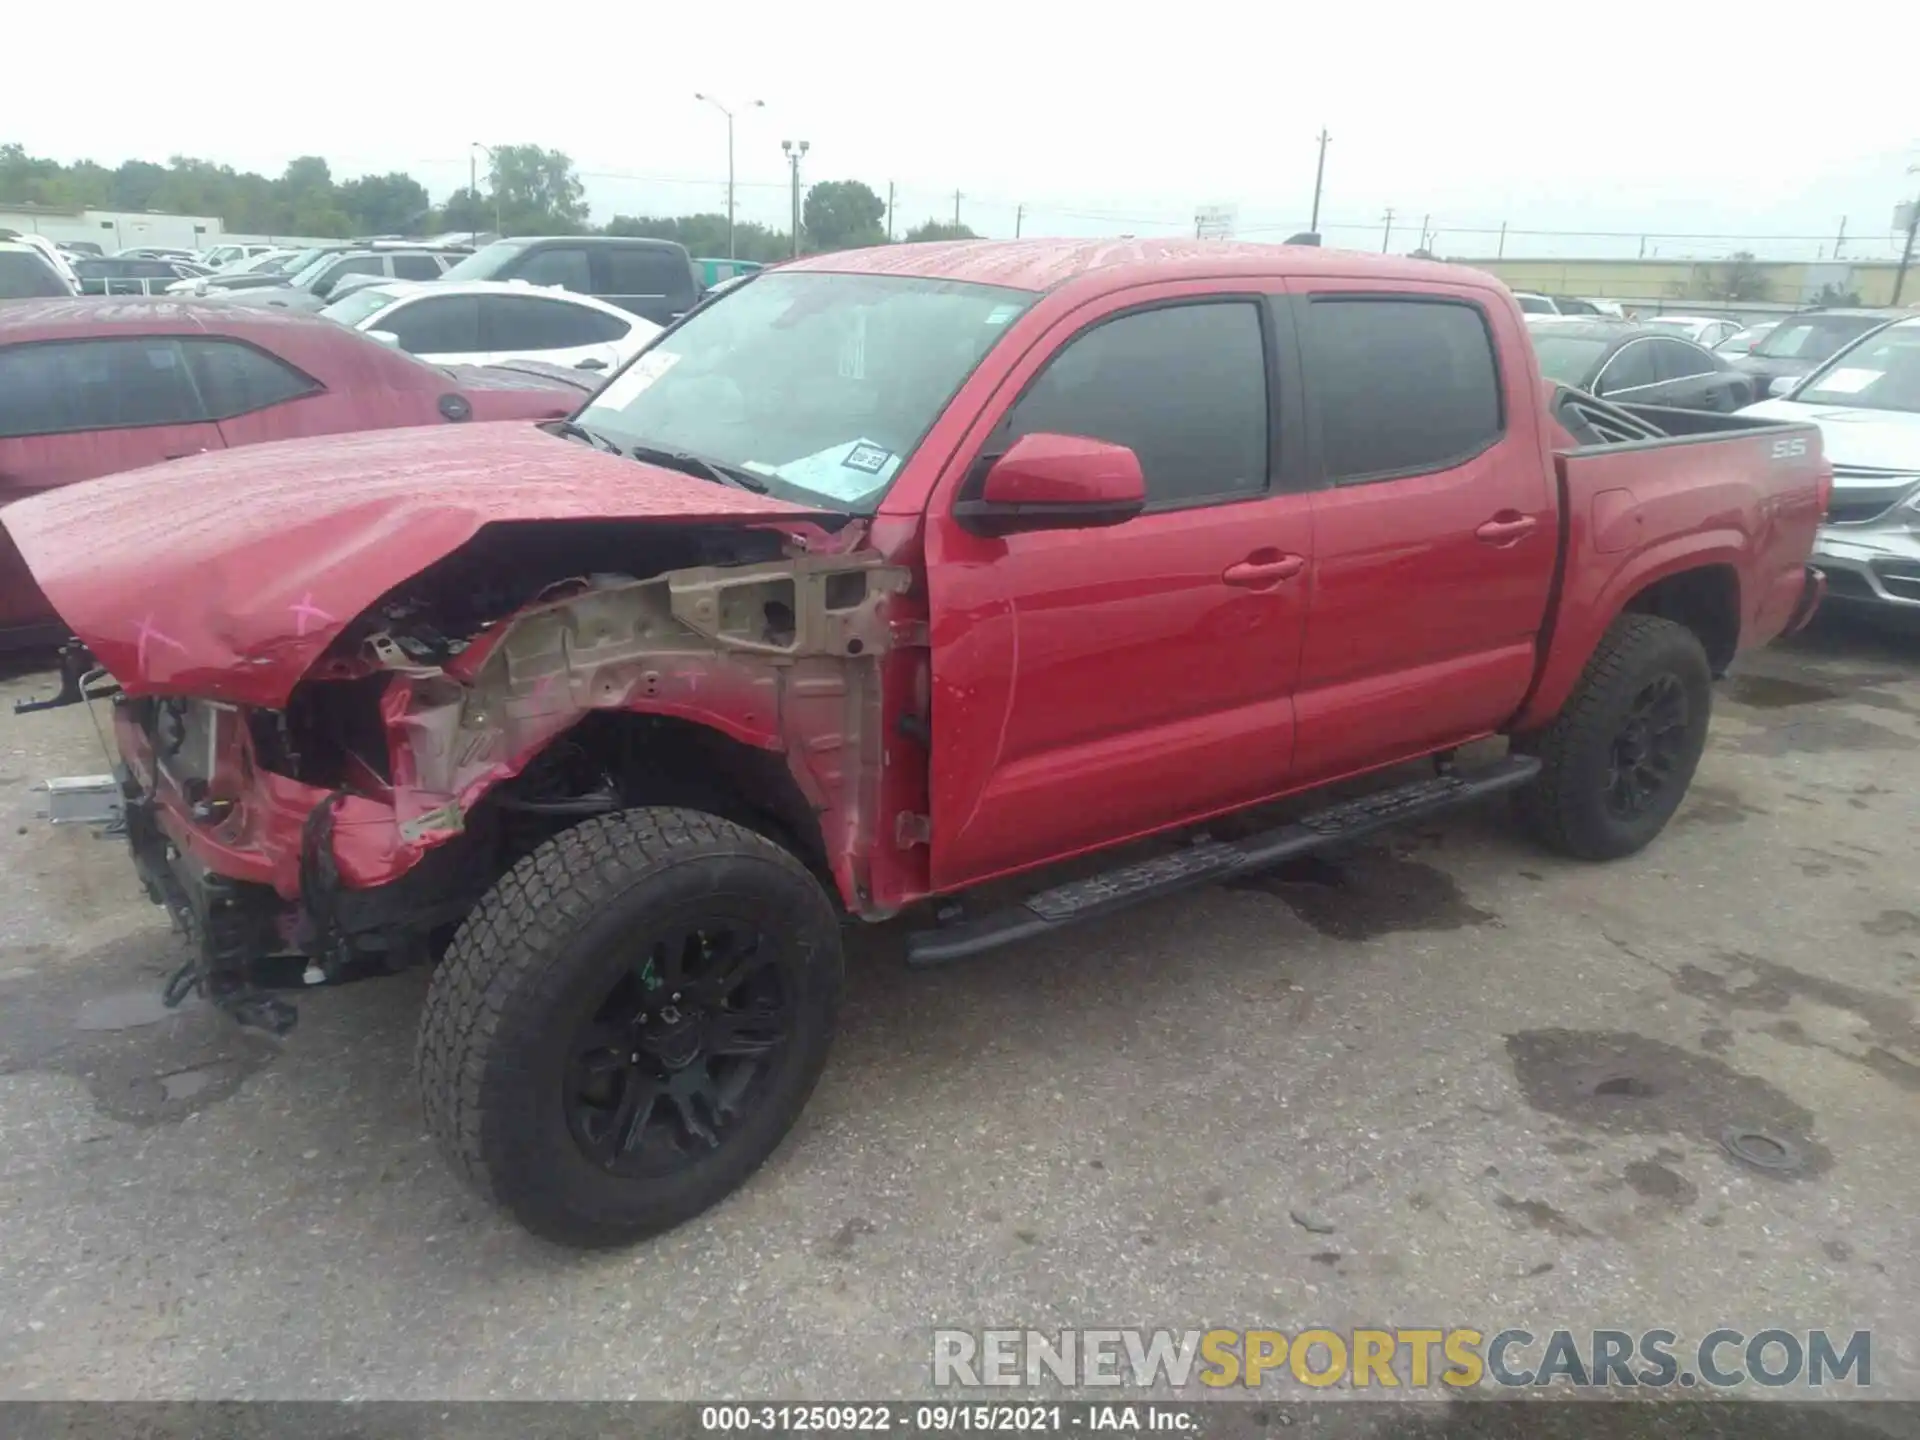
left=1309, top=128, right=1331, bottom=233
left=886, top=182, right=895, bottom=241
left=471, top=142, right=500, bottom=239
left=1497, top=221, right=1507, bottom=258
left=1638, top=234, right=1647, bottom=259
left=953, top=189, right=964, bottom=227
left=782, top=140, right=809, bottom=258
left=1833, top=216, right=1846, bottom=260
left=1380, top=207, right=1394, bottom=253
left=1015, top=203, right=1025, bottom=238
left=467, top=149, right=477, bottom=246
left=1893, top=200, right=1919, bottom=305
left=696, top=93, right=765, bottom=259
left=1420, top=213, right=1430, bottom=252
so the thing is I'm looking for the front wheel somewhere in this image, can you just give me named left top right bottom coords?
left=1515, top=614, right=1713, bottom=861
left=416, top=807, right=843, bottom=1247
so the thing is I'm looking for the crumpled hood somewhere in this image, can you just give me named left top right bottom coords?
left=2, top=422, right=821, bottom=706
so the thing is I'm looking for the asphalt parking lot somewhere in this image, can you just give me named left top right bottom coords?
left=0, top=612, right=1916, bottom=1412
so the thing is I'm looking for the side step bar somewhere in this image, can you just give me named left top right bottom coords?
left=903, top=755, right=1541, bottom=968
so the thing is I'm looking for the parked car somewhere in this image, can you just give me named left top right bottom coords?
left=1512, top=292, right=1609, bottom=317
left=114, top=247, right=199, bottom=263
left=1526, top=319, right=1754, bottom=410
left=167, top=249, right=307, bottom=294
left=0, top=299, right=596, bottom=646
left=0, top=240, right=76, bottom=299
left=1732, top=309, right=1898, bottom=397
left=217, top=247, right=469, bottom=312
left=1641, top=315, right=1744, bottom=349
left=73, top=256, right=212, bottom=296
left=439, top=236, right=703, bottom=325
left=4, top=241, right=1827, bottom=1246
left=319, top=280, right=661, bottom=372
left=1713, top=321, right=1778, bottom=358
left=55, top=240, right=105, bottom=259
left=1, top=233, right=82, bottom=292
left=1739, top=314, right=1920, bottom=617
left=198, top=242, right=280, bottom=269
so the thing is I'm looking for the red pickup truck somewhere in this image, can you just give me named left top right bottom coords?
left=5, top=240, right=1827, bottom=1247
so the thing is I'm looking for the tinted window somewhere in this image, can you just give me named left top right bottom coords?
left=603, top=246, right=687, bottom=297
left=1515, top=295, right=1555, bottom=314
left=182, top=339, right=318, bottom=419
left=0, top=251, right=68, bottom=298
left=1553, top=297, right=1600, bottom=315
left=513, top=246, right=592, bottom=291
left=1307, top=298, right=1502, bottom=481
left=1005, top=301, right=1268, bottom=505
left=0, top=339, right=204, bottom=436
left=480, top=295, right=627, bottom=352
left=381, top=295, right=483, bottom=354
left=1595, top=340, right=1657, bottom=395
left=1530, top=333, right=1611, bottom=386
left=1651, top=339, right=1712, bottom=383
left=311, top=255, right=382, bottom=295
left=389, top=253, right=443, bottom=281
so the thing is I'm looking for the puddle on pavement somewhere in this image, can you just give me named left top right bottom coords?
left=1674, top=783, right=1766, bottom=828
left=1721, top=674, right=1842, bottom=708
left=1674, top=951, right=1920, bottom=1094
left=1504, top=1029, right=1831, bottom=1178
left=75, top=988, right=175, bottom=1032
left=1730, top=712, right=1919, bottom=758
left=1224, top=845, right=1496, bottom=941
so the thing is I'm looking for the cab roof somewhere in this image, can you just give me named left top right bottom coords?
left=781, top=238, right=1487, bottom=295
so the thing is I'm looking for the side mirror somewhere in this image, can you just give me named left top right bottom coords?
left=954, top=432, right=1147, bottom=537
left=1768, top=375, right=1800, bottom=398
left=366, top=330, right=401, bottom=349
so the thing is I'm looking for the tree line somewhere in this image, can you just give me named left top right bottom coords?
left=0, top=143, right=979, bottom=255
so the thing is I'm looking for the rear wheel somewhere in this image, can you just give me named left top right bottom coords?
left=417, top=807, right=842, bottom=1247
left=1516, top=614, right=1713, bottom=860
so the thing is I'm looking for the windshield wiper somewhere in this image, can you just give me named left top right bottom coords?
left=624, top=442, right=769, bottom=492
left=546, top=418, right=626, bottom=456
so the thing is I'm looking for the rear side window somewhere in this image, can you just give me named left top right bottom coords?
left=381, top=295, right=483, bottom=354
left=602, top=247, right=689, bottom=298
left=514, top=246, right=593, bottom=291
left=1307, top=298, right=1502, bottom=482
left=0, top=251, right=68, bottom=298
left=0, top=338, right=205, bottom=436
left=1651, top=339, right=1712, bottom=382
left=479, top=295, right=628, bottom=351
left=1595, top=340, right=1657, bottom=396
left=181, top=339, right=319, bottom=419
left=1004, top=300, right=1269, bottom=506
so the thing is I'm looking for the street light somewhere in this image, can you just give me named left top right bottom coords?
left=695, top=94, right=765, bottom=260
left=782, top=139, right=810, bottom=258
left=470, top=141, right=502, bottom=240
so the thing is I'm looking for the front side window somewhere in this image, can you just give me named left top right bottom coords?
left=0, top=338, right=205, bottom=436
left=1515, top=295, right=1555, bottom=315
left=311, top=255, right=382, bottom=296
left=1308, top=297, right=1502, bottom=481
left=389, top=253, right=443, bottom=281
left=603, top=247, right=686, bottom=297
left=181, top=339, right=319, bottom=419
left=514, top=247, right=593, bottom=291
left=576, top=270, right=1031, bottom=511
left=381, top=295, right=483, bottom=354
left=1003, top=301, right=1269, bottom=505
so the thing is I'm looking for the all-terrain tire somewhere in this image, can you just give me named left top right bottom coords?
left=1515, top=614, right=1713, bottom=861
left=416, top=807, right=843, bottom=1248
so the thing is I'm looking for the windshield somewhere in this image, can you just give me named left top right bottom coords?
left=320, top=286, right=403, bottom=328
left=575, top=271, right=1032, bottom=511
left=1515, top=294, right=1554, bottom=314
left=1752, top=314, right=1886, bottom=361
left=439, top=240, right=527, bottom=282
left=1529, top=333, right=1612, bottom=385
left=1792, top=323, right=1920, bottom=413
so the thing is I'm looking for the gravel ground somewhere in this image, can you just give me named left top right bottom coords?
left=0, top=612, right=1915, bottom=1422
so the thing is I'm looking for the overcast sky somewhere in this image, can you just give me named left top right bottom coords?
left=12, top=1, right=1918, bottom=260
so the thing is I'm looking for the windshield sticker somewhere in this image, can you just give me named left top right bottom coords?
left=619, top=349, right=683, bottom=396
left=984, top=304, right=1021, bottom=327
left=843, top=442, right=893, bottom=475
left=771, top=438, right=902, bottom=502
left=1809, top=367, right=1882, bottom=395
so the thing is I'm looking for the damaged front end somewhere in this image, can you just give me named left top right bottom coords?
left=102, top=520, right=919, bottom=1032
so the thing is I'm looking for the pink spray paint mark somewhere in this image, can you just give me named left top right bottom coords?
left=135, top=615, right=187, bottom=671
left=290, top=593, right=335, bottom=638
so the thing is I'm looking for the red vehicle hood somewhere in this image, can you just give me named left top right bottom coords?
left=2, top=422, right=822, bottom=706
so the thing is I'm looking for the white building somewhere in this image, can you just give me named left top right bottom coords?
left=0, top=202, right=331, bottom=254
